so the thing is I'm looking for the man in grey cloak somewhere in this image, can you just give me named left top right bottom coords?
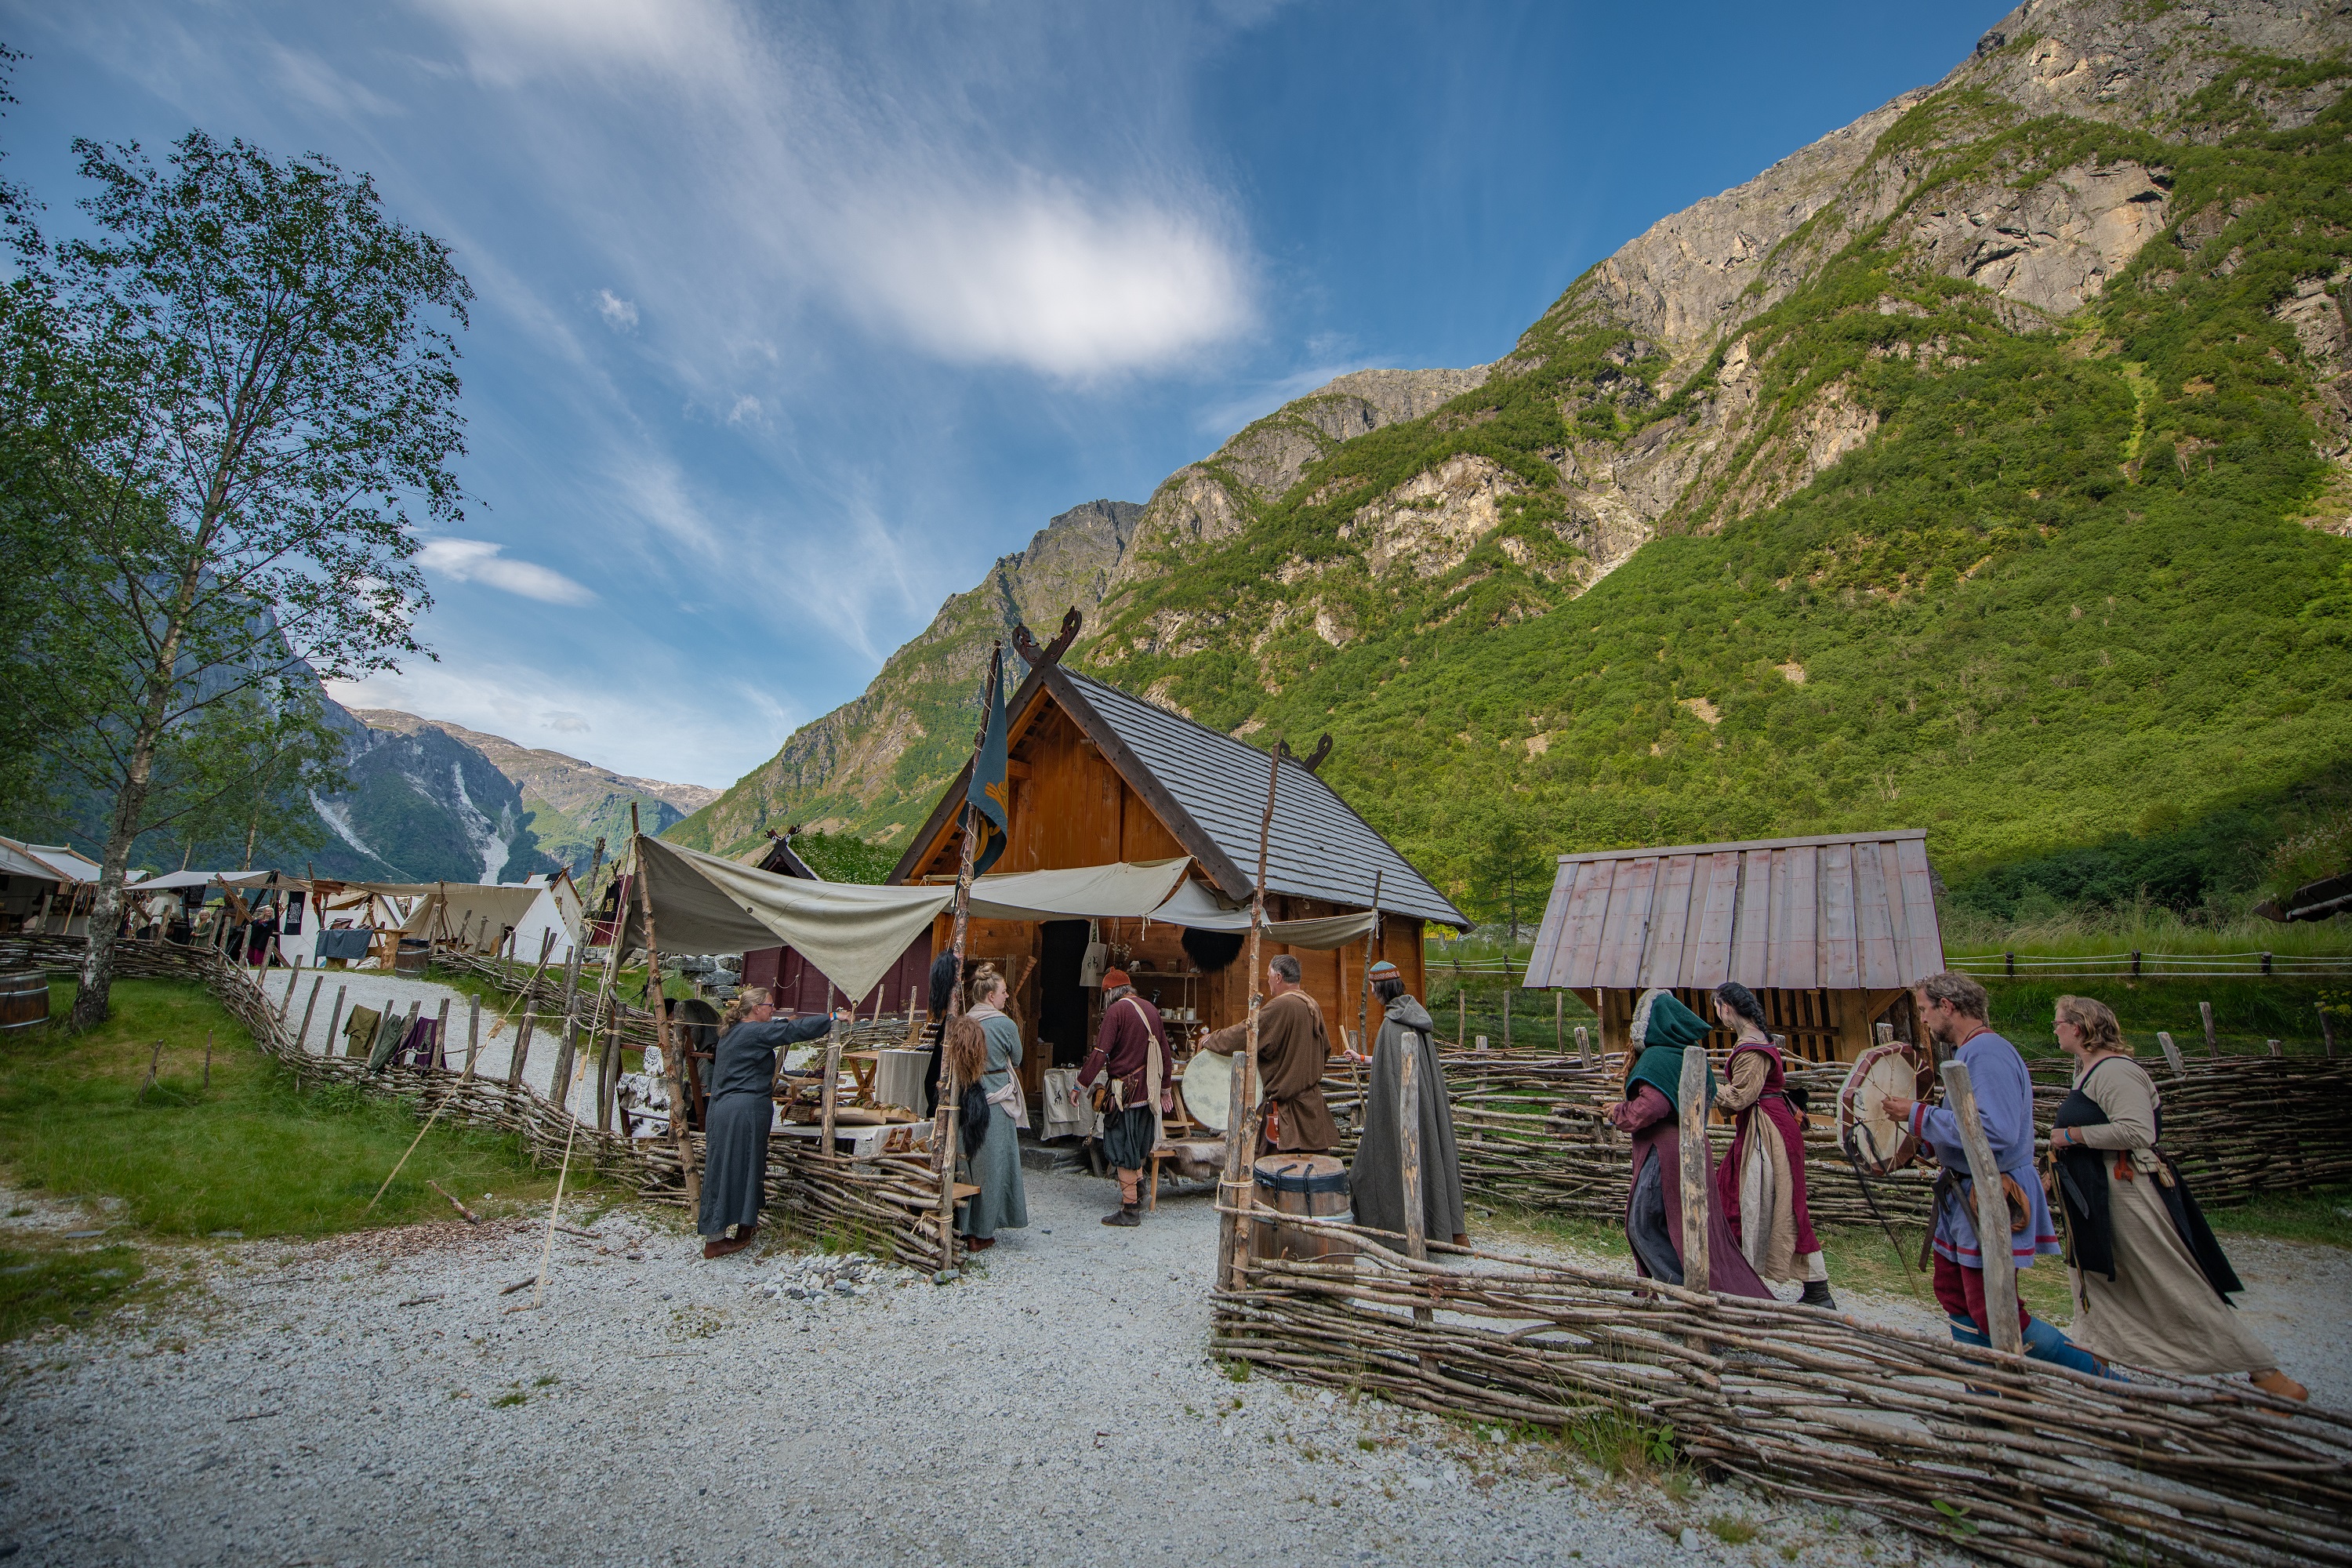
left=1346, top=960, right=1468, bottom=1248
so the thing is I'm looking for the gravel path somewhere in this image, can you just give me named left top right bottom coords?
left=2, top=1172, right=1968, bottom=1568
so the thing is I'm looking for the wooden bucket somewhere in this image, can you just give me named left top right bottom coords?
left=1250, top=1153, right=1356, bottom=1265
left=0, top=970, right=52, bottom=1035
left=394, top=938, right=430, bottom=977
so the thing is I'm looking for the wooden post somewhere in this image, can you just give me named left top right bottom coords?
left=281, top=968, right=299, bottom=1015
left=397, top=1000, right=419, bottom=1067
left=818, top=1014, right=843, bottom=1159
left=1503, top=982, right=1511, bottom=1049
left=508, top=1008, right=537, bottom=1090
left=324, top=985, right=347, bottom=1060
left=2321, top=1005, right=2338, bottom=1060
left=1357, top=869, right=1384, bottom=1072
left=2267, top=1039, right=2281, bottom=1058
left=590, top=933, right=625, bottom=1132
left=463, top=993, right=482, bottom=1079
left=296, top=977, right=324, bottom=1054
left=2157, top=1029, right=2186, bottom=1077
left=1457, top=989, right=1467, bottom=1052
left=2200, top=1000, right=2217, bottom=1056
left=1218, top=740, right=1285, bottom=1291
left=632, top=831, right=700, bottom=1211
left=1399, top=1030, right=1426, bottom=1264
left=1555, top=991, right=1563, bottom=1051
left=1875, top=1022, right=1894, bottom=1048
left=1574, top=1024, right=1591, bottom=1069
left=1676, top=1047, right=1711, bottom=1294
left=1939, top=1059, right=2023, bottom=1356
left=434, top=997, right=451, bottom=1072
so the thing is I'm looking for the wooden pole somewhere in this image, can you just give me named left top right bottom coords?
left=590, top=930, right=625, bottom=1131
left=514, top=1045, right=596, bottom=1312
left=1218, top=739, right=1285, bottom=1291
left=1939, top=1059, right=2023, bottom=1356
left=507, top=1008, right=538, bottom=1090
left=1675, top=1047, right=1711, bottom=1294
left=2267, top=1038, right=2281, bottom=1058
left=296, top=976, right=324, bottom=1054
left=434, top=997, right=451, bottom=1071
left=463, top=993, right=482, bottom=1079
left=2200, top=1000, right=2217, bottom=1056
left=818, top=1014, right=844, bottom=1158
left=2156, top=1029, right=2185, bottom=1077
left=1399, top=1030, right=1426, bottom=1263
left=1357, top=869, right=1384, bottom=1071
left=932, top=800, right=981, bottom=1271
left=633, top=830, right=699, bottom=1211
left=281, top=968, right=299, bottom=1015
left=2321, top=1005, right=2338, bottom=1060
left=323, top=985, right=347, bottom=1061
left=1574, top=1024, right=1591, bottom=1069
left=1457, top=989, right=1467, bottom=1052
left=1555, top=991, right=1563, bottom=1051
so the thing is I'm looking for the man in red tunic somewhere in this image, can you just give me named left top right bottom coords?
left=1076, top=969, right=1175, bottom=1227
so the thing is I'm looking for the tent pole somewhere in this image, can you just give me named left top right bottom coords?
left=1218, top=739, right=1283, bottom=1292
left=633, top=830, right=700, bottom=1212
left=932, top=803, right=978, bottom=1272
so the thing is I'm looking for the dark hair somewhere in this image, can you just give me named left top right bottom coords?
left=1373, top=976, right=1406, bottom=1006
left=1269, top=954, right=1301, bottom=985
left=927, top=950, right=959, bottom=1014
left=1714, top=981, right=1766, bottom=1029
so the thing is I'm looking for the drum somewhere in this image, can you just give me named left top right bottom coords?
left=0, top=970, right=49, bottom=1034
left=1180, top=1050, right=1234, bottom=1134
left=1837, top=1040, right=1934, bottom=1175
left=1250, top=1154, right=1356, bottom=1265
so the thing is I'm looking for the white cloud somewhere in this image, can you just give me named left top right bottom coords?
left=326, top=662, right=778, bottom=786
left=596, top=289, right=638, bottom=331
left=724, top=393, right=761, bottom=426
left=416, top=538, right=598, bottom=604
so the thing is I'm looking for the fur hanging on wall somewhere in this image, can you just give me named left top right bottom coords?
left=1181, top=927, right=1247, bottom=974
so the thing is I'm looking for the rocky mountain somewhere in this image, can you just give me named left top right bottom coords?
left=678, top=0, right=2352, bottom=920
left=351, top=710, right=714, bottom=880
left=302, top=700, right=561, bottom=884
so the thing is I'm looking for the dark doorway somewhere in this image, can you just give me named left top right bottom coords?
left=1037, top=919, right=1091, bottom=1066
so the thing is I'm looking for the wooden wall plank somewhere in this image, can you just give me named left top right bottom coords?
left=1731, top=849, right=1772, bottom=989
left=1894, top=836, right=1945, bottom=979
left=1642, top=853, right=1697, bottom=990
left=1854, top=839, right=1902, bottom=989
left=1685, top=852, right=1740, bottom=989
left=1820, top=842, right=1860, bottom=992
left=1525, top=861, right=1579, bottom=985
left=1770, top=848, right=1819, bottom=992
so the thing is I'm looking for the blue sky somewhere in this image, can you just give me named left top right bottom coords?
left=2, top=1, right=1999, bottom=788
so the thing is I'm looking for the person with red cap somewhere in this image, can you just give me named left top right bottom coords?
left=1076, top=968, right=1175, bottom=1227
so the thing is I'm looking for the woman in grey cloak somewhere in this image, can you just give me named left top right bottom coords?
left=1347, top=960, right=1468, bottom=1247
left=956, top=964, right=1029, bottom=1250
left=699, top=987, right=844, bottom=1259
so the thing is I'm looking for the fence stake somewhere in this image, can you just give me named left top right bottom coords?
left=2262, top=951, right=2273, bottom=977
left=2321, top=1004, right=2338, bottom=1060
left=2267, top=1039, right=2281, bottom=1058
left=1939, top=1059, right=2022, bottom=1356
left=2004, top=951, right=2015, bottom=978
left=2130, top=950, right=2141, bottom=978
left=1676, top=1047, right=1711, bottom=1294
left=1574, top=1025, right=1590, bottom=1069
left=2157, top=1030, right=2186, bottom=1077
left=2201, top=1000, right=2217, bottom=1056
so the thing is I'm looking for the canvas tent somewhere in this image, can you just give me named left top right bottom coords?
left=0, top=836, right=103, bottom=934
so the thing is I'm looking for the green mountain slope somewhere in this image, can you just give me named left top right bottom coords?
left=681, top=0, right=2352, bottom=920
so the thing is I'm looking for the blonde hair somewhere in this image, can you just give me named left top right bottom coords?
left=2055, top=994, right=2125, bottom=1053
left=720, top=986, right=772, bottom=1030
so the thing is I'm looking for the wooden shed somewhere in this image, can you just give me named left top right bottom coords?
left=890, top=660, right=1466, bottom=1098
left=1522, top=829, right=1947, bottom=1065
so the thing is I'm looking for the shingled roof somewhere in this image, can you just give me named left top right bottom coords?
left=887, top=662, right=1466, bottom=927
left=1523, top=830, right=1945, bottom=993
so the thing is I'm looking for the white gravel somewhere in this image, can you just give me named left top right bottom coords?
left=1, top=1171, right=1969, bottom=1568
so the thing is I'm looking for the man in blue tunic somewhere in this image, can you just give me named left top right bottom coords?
left=1882, top=971, right=2112, bottom=1376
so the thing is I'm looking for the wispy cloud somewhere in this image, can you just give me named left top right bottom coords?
left=416, top=538, right=598, bottom=605
left=595, top=289, right=637, bottom=331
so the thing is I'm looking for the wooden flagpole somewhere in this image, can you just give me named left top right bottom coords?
left=631, top=815, right=700, bottom=1212
left=1218, top=738, right=1284, bottom=1291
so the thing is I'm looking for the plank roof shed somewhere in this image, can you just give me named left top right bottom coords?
left=888, top=663, right=1466, bottom=927
left=1523, top=830, right=1946, bottom=996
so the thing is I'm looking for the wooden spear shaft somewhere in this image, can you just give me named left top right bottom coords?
left=1218, top=739, right=1284, bottom=1291
left=932, top=804, right=979, bottom=1270
left=296, top=976, right=324, bottom=1055
left=633, top=833, right=700, bottom=1210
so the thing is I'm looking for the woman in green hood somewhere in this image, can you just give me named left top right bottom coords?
left=1600, top=989, right=1773, bottom=1298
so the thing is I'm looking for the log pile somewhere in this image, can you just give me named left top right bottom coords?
left=25, top=935, right=957, bottom=1271
left=1213, top=1213, right=2352, bottom=1568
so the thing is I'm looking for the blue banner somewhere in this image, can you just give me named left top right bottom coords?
left=967, top=644, right=1010, bottom=876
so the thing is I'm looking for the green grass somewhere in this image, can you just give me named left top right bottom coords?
left=0, top=1243, right=150, bottom=1341
left=0, top=978, right=596, bottom=1237
left=2201, top=1185, right=2352, bottom=1248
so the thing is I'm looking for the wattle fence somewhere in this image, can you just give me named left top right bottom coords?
left=16, top=935, right=957, bottom=1273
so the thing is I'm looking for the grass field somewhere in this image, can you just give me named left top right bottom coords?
left=0, top=978, right=597, bottom=1239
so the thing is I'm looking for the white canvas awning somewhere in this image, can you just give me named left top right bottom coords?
left=1147, top=877, right=1377, bottom=950
left=620, top=840, right=1197, bottom=1001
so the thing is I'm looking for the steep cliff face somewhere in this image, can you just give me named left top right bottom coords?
left=686, top=0, right=2352, bottom=916
left=303, top=702, right=560, bottom=884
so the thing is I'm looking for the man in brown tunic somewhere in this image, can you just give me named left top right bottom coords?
left=1201, top=954, right=1336, bottom=1153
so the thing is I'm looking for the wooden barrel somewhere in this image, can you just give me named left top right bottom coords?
left=1250, top=1153, right=1356, bottom=1265
left=394, top=938, right=430, bottom=977
left=0, top=970, right=52, bottom=1035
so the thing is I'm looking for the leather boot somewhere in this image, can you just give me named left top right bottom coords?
left=1799, top=1279, right=1837, bottom=1309
left=1102, top=1204, right=1141, bottom=1227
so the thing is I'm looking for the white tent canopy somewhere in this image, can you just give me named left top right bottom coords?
left=622, top=838, right=1377, bottom=1000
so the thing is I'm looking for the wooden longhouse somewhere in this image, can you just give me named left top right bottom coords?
left=1523, top=830, right=1947, bottom=1064
left=889, top=660, right=1467, bottom=1100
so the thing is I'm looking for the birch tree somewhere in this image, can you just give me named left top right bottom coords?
left=17, top=130, right=470, bottom=1028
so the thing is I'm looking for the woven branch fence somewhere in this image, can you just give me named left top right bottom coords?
left=1212, top=1213, right=2352, bottom=1568
left=1321, top=1049, right=2352, bottom=1232
left=16, top=936, right=956, bottom=1272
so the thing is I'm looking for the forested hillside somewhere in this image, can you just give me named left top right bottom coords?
left=681, top=0, right=2352, bottom=924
